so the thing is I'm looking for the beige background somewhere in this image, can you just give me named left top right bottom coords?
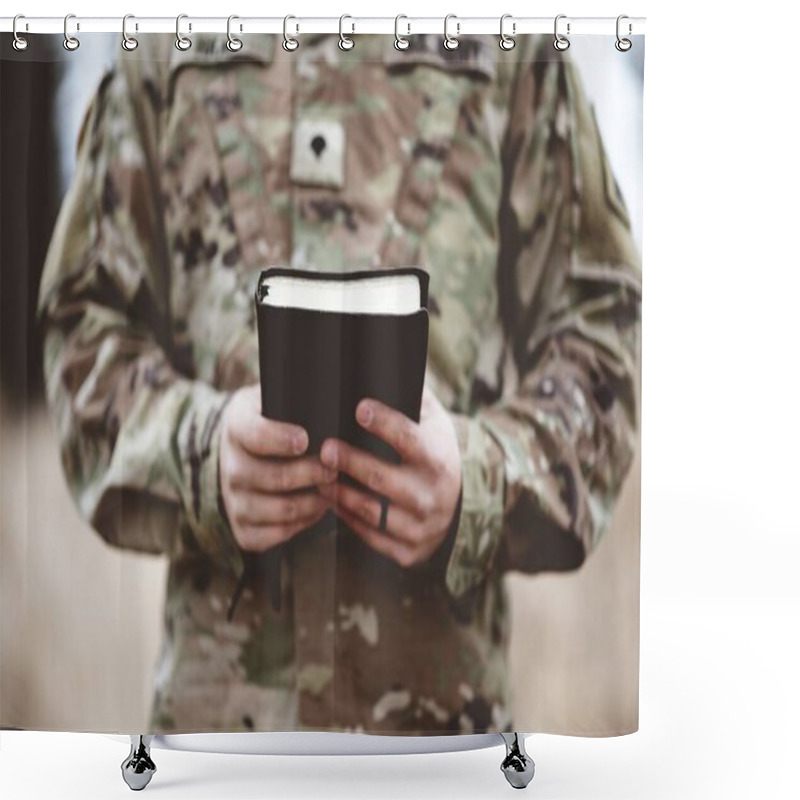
left=0, top=394, right=640, bottom=735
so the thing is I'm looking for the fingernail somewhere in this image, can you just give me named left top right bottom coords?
left=357, top=402, right=372, bottom=426
left=293, top=432, right=307, bottom=454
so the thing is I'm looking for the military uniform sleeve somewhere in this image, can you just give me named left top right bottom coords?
left=37, top=58, right=245, bottom=580
left=440, top=44, right=641, bottom=600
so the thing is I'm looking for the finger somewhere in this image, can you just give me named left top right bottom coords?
left=240, top=384, right=263, bottom=409
left=234, top=414, right=309, bottom=459
left=317, top=479, right=422, bottom=544
left=238, top=505, right=330, bottom=551
left=355, top=398, right=425, bottom=463
left=420, top=384, right=435, bottom=413
left=231, top=489, right=331, bottom=528
left=230, top=451, right=337, bottom=493
left=319, top=438, right=425, bottom=512
left=335, top=506, right=420, bottom=569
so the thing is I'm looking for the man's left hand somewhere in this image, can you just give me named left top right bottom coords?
left=318, top=385, right=462, bottom=568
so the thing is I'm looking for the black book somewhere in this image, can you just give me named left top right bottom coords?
left=227, top=267, right=430, bottom=621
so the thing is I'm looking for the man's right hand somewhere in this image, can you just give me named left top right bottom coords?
left=219, top=385, right=336, bottom=553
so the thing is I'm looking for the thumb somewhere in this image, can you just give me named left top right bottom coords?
left=240, top=383, right=262, bottom=409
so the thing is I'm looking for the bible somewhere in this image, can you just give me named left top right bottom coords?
left=226, top=266, right=430, bottom=620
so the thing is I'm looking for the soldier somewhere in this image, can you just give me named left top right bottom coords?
left=38, top=31, right=641, bottom=735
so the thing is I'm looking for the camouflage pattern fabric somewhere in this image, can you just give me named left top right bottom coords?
left=38, top=32, right=641, bottom=735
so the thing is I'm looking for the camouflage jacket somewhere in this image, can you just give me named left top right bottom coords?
left=38, top=32, right=641, bottom=735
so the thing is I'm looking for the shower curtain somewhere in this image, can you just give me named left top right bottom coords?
left=0, top=28, right=644, bottom=738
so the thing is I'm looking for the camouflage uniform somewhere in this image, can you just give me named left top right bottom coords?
left=38, top=32, right=641, bottom=735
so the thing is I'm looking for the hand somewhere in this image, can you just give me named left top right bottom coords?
left=219, top=385, right=337, bottom=553
left=317, top=385, right=462, bottom=568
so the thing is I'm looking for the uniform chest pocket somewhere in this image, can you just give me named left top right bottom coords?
left=376, top=37, right=498, bottom=268
left=160, top=35, right=278, bottom=386
left=378, top=37, right=504, bottom=408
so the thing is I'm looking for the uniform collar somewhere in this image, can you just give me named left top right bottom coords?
left=165, top=32, right=497, bottom=80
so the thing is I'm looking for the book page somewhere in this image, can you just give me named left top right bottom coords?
left=259, top=272, right=422, bottom=314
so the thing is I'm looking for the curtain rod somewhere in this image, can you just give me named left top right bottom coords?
left=0, top=16, right=646, bottom=36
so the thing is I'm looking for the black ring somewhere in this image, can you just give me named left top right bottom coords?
left=378, top=496, right=389, bottom=533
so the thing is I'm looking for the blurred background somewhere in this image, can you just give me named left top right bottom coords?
left=0, top=33, right=643, bottom=734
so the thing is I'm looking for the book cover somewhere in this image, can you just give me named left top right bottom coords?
left=232, top=267, right=430, bottom=615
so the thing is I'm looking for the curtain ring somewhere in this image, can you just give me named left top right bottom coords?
left=339, top=14, right=354, bottom=50
left=12, top=14, right=29, bottom=52
left=615, top=14, right=632, bottom=51
left=175, top=13, right=192, bottom=51
left=499, top=14, right=516, bottom=50
left=394, top=14, right=410, bottom=51
left=283, top=15, right=299, bottom=51
left=443, top=13, right=459, bottom=51
left=122, top=14, right=139, bottom=51
left=63, top=13, right=80, bottom=51
left=227, top=15, right=243, bottom=51
left=553, top=14, right=570, bottom=51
